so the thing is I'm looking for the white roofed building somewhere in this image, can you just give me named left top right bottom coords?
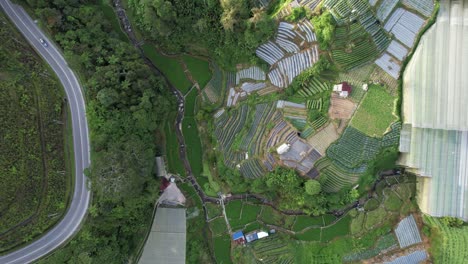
left=276, top=143, right=291, bottom=155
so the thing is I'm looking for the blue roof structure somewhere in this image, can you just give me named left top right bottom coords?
left=232, top=231, right=244, bottom=240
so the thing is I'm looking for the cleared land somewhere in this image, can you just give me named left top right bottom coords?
left=351, top=85, right=397, bottom=137
left=328, top=93, right=356, bottom=120
left=0, top=12, right=70, bottom=252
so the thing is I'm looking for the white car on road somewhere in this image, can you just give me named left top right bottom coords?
left=39, top=38, right=48, bottom=47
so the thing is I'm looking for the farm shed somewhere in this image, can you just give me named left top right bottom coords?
left=245, top=231, right=269, bottom=243
left=139, top=207, right=186, bottom=264
left=155, top=156, right=167, bottom=178
left=333, top=82, right=352, bottom=98
left=277, top=143, right=291, bottom=154
left=232, top=231, right=245, bottom=245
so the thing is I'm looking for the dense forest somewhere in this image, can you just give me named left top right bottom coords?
left=127, top=0, right=277, bottom=67
left=14, top=0, right=175, bottom=262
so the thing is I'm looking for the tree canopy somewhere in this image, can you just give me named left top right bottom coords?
left=311, top=11, right=336, bottom=49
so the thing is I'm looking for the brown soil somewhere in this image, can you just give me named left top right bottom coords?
left=328, top=93, right=357, bottom=120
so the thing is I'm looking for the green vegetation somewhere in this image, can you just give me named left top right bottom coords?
left=295, top=227, right=322, bottom=241
left=425, top=216, right=468, bottom=263
left=331, top=22, right=381, bottom=71
left=0, top=12, right=70, bottom=252
left=210, top=217, right=228, bottom=236
left=259, top=206, right=296, bottom=229
left=286, top=7, right=307, bottom=22
left=263, top=168, right=329, bottom=215
left=383, top=190, right=403, bottom=212
left=180, top=183, right=213, bottom=263
left=183, top=88, right=204, bottom=181
left=206, top=203, right=223, bottom=219
left=321, top=215, right=351, bottom=242
left=142, top=44, right=192, bottom=93
left=183, top=55, right=212, bottom=88
left=128, top=0, right=276, bottom=68
left=293, top=216, right=324, bottom=231
left=311, top=11, right=336, bottom=49
left=98, top=0, right=128, bottom=41
left=18, top=1, right=182, bottom=262
left=351, top=85, right=397, bottom=137
left=227, top=201, right=262, bottom=230
left=226, top=200, right=243, bottom=220
left=343, top=233, right=397, bottom=262
left=213, top=235, right=232, bottom=264
left=232, top=235, right=295, bottom=263
left=364, top=198, right=380, bottom=211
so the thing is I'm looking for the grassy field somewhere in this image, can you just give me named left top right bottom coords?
left=259, top=206, right=296, bottom=230
left=0, top=12, right=71, bottom=252
left=321, top=215, right=351, bottom=242
left=183, top=55, right=212, bottom=88
left=210, top=217, right=228, bottom=236
left=226, top=200, right=243, bottom=220
left=182, top=88, right=203, bottom=179
left=141, top=44, right=192, bottom=93
left=179, top=183, right=213, bottom=263
left=295, top=227, right=322, bottom=241
left=164, top=114, right=185, bottom=176
left=351, top=85, right=397, bottom=137
left=213, top=235, right=233, bottom=264
left=293, top=215, right=326, bottom=231
left=229, top=203, right=262, bottom=230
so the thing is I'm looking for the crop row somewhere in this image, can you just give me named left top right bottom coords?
left=424, top=216, right=468, bottom=263
left=203, top=64, right=223, bottom=104
left=298, top=77, right=330, bottom=97
left=240, top=103, right=268, bottom=151
left=332, top=41, right=379, bottom=71
left=321, top=161, right=360, bottom=192
left=300, top=126, right=314, bottom=139
left=311, top=116, right=328, bottom=130
left=249, top=104, right=277, bottom=156
left=381, top=122, right=401, bottom=147
left=307, top=98, right=323, bottom=111
left=214, top=104, right=249, bottom=153
left=326, top=127, right=381, bottom=169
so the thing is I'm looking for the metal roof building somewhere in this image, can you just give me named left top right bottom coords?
left=139, top=207, right=186, bottom=264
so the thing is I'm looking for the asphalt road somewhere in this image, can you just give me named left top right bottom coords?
left=0, top=1, right=91, bottom=263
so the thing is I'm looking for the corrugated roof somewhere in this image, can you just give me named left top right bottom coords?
left=232, top=231, right=244, bottom=240
left=139, top=207, right=186, bottom=264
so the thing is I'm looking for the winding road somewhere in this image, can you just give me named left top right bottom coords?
left=0, top=1, right=91, bottom=263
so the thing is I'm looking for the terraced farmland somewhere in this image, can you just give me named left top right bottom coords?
left=203, top=63, right=224, bottom=104
left=214, top=104, right=250, bottom=168
left=314, top=158, right=360, bottom=192
left=327, top=127, right=381, bottom=170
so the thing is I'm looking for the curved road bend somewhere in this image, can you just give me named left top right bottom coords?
left=0, top=1, right=91, bottom=263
